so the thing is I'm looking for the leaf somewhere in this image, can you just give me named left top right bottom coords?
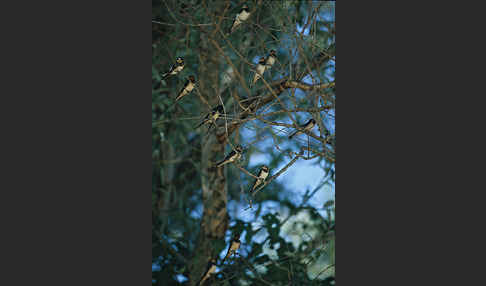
left=324, top=199, right=334, bottom=209
left=254, top=254, right=270, bottom=264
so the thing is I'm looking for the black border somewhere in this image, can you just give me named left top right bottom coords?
left=1, top=1, right=151, bottom=285
left=339, top=1, right=485, bottom=285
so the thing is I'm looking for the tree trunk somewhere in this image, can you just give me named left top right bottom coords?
left=188, top=4, right=229, bottom=284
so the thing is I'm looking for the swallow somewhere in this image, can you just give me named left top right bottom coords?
left=250, top=165, right=269, bottom=194
left=265, top=50, right=277, bottom=69
left=250, top=57, right=266, bottom=87
left=161, top=57, right=184, bottom=79
left=197, top=258, right=217, bottom=286
left=289, top=118, right=316, bottom=139
left=222, top=234, right=241, bottom=263
left=175, top=75, right=196, bottom=101
left=194, top=105, right=224, bottom=129
left=216, top=145, right=243, bottom=167
left=230, top=4, right=250, bottom=34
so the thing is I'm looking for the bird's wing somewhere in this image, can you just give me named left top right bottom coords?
left=252, top=72, right=260, bottom=84
left=216, top=151, right=236, bottom=167
left=289, top=130, right=300, bottom=139
left=251, top=179, right=262, bottom=191
left=175, top=87, right=187, bottom=101
left=230, top=17, right=241, bottom=33
left=222, top=245, right=232, bottom=263
left=162, top=65, right=175, bottom=79
left=199, top=262, right=217, bottom=285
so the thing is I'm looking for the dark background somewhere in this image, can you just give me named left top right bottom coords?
left=1, top=1, right=485, bottom=285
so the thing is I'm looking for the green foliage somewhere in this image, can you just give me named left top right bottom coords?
left=153, top=0, right=335, bottom=285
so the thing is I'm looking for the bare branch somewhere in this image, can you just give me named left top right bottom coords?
left=251, top=151, right=302, bottom=196
left=217, top=80, right=334, bottom=143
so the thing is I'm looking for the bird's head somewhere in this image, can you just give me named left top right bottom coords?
left=242, top=4, right=249, bottom=10
left=270, top=50, right=276, bottom=56
left=214, top=105, right=224, bottom=113
left=258, top=57, right=266, bottom=64
left=309, top=118, right=316, bottom=124
left=176, top=57, right=184, bottom=64
left=261, top=165, right=269, bottom=172
left=235, top=145, right=243, bottom=153
left=188, top=75, right=195, bottom=82
left=234, top=233, right=240, bottom=240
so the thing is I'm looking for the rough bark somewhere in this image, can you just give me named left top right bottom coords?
left=188, top=3, right=229, bottom=285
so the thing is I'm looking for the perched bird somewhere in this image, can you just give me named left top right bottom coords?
left=175, top=75, right=196, bottom=101
left=197, top=258, right=217, bottom=286
left=161, top=57, right=184, bottom=79
left=229, top=4, right=250, bottom=34
left=194, top=105, right=224, bottom=129
left=216, top=145, right=243, bottom=167
left=289, top=118, right=316, bottom=139
left=250, top=57, right=266, bottom=87
left=265, top=50, right=277, bottom=69
left=250, top=165, right=270, bottom=194
left=222, top=234, right=241, bottom=263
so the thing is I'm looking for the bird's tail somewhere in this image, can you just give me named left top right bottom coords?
left=216, top=160, right=227, bottom=168
left=198, top=273, right=211, bottom=286
left=249, top=179, right=259, bottom=194
left=289, top=131, right=298, bottom=139
left=250, top=74, right=259, bottom=88
left=221, top=254, right=229, bottom=264
left=175, top=90, right=185, bottom=102
left=230, top=22, right=237, bottom=34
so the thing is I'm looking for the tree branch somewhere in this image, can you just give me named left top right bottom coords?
left=217, top=80, right=334, bottom=143
left=251, top=151, right=302, bottom=196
